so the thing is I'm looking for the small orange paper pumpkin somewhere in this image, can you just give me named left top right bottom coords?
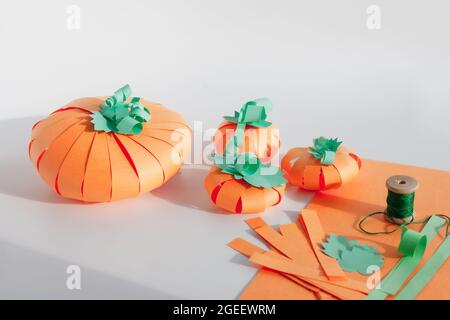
left=281, top=146, right=361, bottom=191
left=204, top=166, right=286, bottom=214
left=29, top=96, right=191, bottom=202
left=213, top=121, right=280, bottom=162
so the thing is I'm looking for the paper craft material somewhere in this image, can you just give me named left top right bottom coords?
left=211, top=152, right=287, bottom=188
left=281, top=142, right=361, bottom=191
left=395, top=235, right=450, bottom=300
left=232, top=217, right=370, bottom=299
left=213, top=99, right=280, bottom=163
left=228, top=237, right=366, bottom=300
left=29, top=93, right=191, bottom=202
left=322, top=234, right=384, bottom=275
left=228, top=238, right=325, bottom=299
left=366, top=216, right=445, bottom=300
left=309, top=137, right=343, bottom=165
left=239, top=159, right=450, bottom=300
left=90, top=84, right=151, bottom=135
left=204, top=166, right=285, bottom=213
left=299, top=209, right=347, bottom=280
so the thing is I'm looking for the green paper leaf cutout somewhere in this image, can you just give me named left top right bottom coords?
left=308, top=136, right=343, bottom=165
left=90, top=111, right=114, bottom=132
left=210, top=150, right=287, bottom=189
left=322, top=234, right=384, bottom=275
left=90, top=84, right=151, bottom=135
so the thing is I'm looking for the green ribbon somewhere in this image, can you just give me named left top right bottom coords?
left=211, top=151, right=286, bottom=189
left=90, top=84, right=151, bottom=135
left=224, top=98, right=273, bottom=147
left=308, top=137, right=343, bottom=165
left=365, top=215, right=446, bottom=300
left=394, top=216, right=450, bottom=300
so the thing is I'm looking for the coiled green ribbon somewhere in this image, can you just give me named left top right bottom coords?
left=308, top=137, right=343, bottom=165
left=365, top=215, right=445, bottom=300
left=224, top=98, right=273, bottom=147
left=90, top=84, right=151, bottom=135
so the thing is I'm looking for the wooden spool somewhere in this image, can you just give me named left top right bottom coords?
left=384, top=175, right=419, bottom=224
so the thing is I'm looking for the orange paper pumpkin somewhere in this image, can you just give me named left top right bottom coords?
left=29, top=96, right=191, bottom=202
left=281, top=146, right=361, bottom=191
left=204, top=167, right=286, bottom=214
left=213, top=121, right=280, bottom=162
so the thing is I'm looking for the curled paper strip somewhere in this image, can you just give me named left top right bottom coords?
left=91, top=84, right=151, bottom=135
left=213, top=99, right=279, bottom=162
left=29, top=96, right=191, bottom=202
left=395, top=234, right=450, bottom=300
left=224, top=98, right=273, bottom=146
left=366, top=215, right=445, bottom=300
left=282, top=145, right=361, bottom=191
left=204, top=166, right=285, bottom=214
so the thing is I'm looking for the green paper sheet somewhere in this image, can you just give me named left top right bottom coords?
left=365, top=215, right=446, bottom=300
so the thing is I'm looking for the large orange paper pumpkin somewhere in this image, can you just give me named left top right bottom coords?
left=29, top=97, right=191, bottom=202
left=204, top=167, right=286, bottom=214
left=213, top=121, right=280, bottom=163
left=281, top=146, right=361, bottom=191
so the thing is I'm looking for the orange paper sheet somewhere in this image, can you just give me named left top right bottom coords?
left=239, top=159, right=450, bottom=300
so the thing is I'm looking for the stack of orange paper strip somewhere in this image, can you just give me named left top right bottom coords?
left=228, top=210, right=370, bottom=300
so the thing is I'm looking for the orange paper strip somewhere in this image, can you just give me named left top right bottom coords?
left=229, top=237, right=365, bottom=299
left=300, top=209, right=347, bottom=281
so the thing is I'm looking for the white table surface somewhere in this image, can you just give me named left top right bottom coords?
left=1, top=0, right=450, bottom=299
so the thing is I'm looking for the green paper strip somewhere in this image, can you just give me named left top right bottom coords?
left=223, top=98, right=273, bottom=148
left=365, top=215, right=445, bottom=300
left=394, top=235, right=450, bottom=300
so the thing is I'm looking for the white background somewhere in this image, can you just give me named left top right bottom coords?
left=0, top=0, right=449, bottom=299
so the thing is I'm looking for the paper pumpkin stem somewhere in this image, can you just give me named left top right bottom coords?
left=223, top=98, right=273, bottom=148
left=308, top=137, right=343, bottom=165
left=91, top=84, right=151, bottom=135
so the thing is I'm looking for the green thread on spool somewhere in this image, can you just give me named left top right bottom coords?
left=386, top=190, right=415, bottom=220
left=359, top=175, right=420, bottom=234
left=358, top=174, right=450, bottom=236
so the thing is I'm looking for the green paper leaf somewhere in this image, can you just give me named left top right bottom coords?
left=308, top=136, right=343, bottom=165
left=210, top=150, right=287, bottom=189
left=90, top=111, right=114, bottom=132
left=340, top=247, right=384, bottom=275
left=322, top=234, right=384, bottom=275
left=243, top=167, right=287, bottom=189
